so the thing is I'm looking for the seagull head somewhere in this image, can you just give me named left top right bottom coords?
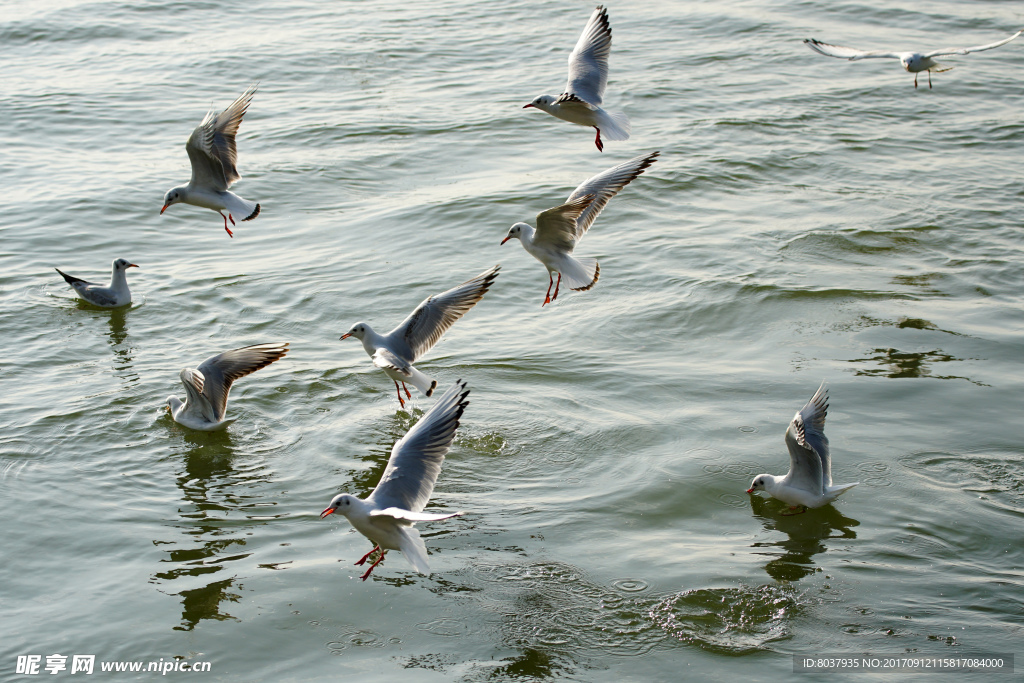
left=166, top=395, right=183, bottom=415
left=523, top=95, right=555, bottom=111
left=746, top=475, right=769, bottom=494
left=901, top=54, right=921, bottom=72
left=339, top=323, right=369, bottom=341
left=501, top=223, right=530, bottom=245
left=161, top=187, right=186, bottom=214
left=321, top=493, right=356, bottom=519
left=113, top=258, right=139, bottom=271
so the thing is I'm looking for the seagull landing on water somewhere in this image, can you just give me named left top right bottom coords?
left=55, top=258, right=138, bottom=308
left=502, top=151, right=657, bottom=306
left=747, top=383, right=858, bottom=511
left=523, top=5, right=630, bottom=151
left=320, top=380, right=470, bottom=581
left=804, top=30, right=1022, bottom=88
left=161, top=84, right=261, bottom=237
left=166, top=342, right=288, bottom=431
left=340, top=265, right=499, bottom=409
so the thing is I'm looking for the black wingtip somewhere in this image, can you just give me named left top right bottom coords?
left=55, top=268, right=84, bottom=285
left=243, top=203, right=261, bottom=222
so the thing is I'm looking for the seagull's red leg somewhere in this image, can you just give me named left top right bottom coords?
left=394, top=381, right=406, bottom=408
left=355, top=545, right=381, bottom=566
left=229, top=214, right=236, bottom=226
left=552, top=273, right=562, bottom=302
left=914, top=73, right=918, bottom=89
left=928, top=71, right=932, bottom=89
left=360, top=551, right=386, bottom=580
left=542, top=272, right=553, bottom=306
left=593, top=127, right=604, bottom=152
left=401, top=382, right=412, bottom=399
left=220, top=212, right=234, bottom=237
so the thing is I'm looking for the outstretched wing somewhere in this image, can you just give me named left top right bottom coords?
left=368, top=380, right=470, bottom=513
left=179, top=367, right=216, bottom=423
left=925, top=30, right=1022, bottom=58
left=534, top=195, right=593, bottom=253
left=784, top=382, right=831, bottom=492
left=804, top=39, right=901, bottom=61
left=566, top=151, right=658, bottom=237
left=565, top=5, right=612, bottom=106
left=185, top=84, right=257, bottom=191
left=194, top=342, right=288, bottom=422
left=388, top=266, right=500, bottom=361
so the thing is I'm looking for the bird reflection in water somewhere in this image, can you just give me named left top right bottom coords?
left=104, top=306, right=136, bottom=378
left=748, top=495, right=859, bottom=582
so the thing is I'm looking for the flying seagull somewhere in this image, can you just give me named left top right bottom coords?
left=320, top=379, right=470, bottom=581
left=747, top=383, right=858, bottom=510
left=804, top=30, right=1022, bottom=88
left=524, top=5, right=630, bottom=151
left=161, top=84, right=261, bottom=236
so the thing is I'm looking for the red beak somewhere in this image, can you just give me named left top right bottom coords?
left=501, top=236, right=511, bottom=245
left=128, top=264, right=139, bottom=268
left=339, top=333, right=352, bottom=340
left=320, top=507, right=335, bottom=519
left=160, top=204, right=169, bottom=215
left=746, top=488, right=754, bottom=494
left=523, top=103, right=536, bottom=109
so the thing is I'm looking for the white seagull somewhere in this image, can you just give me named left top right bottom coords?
left=166, top=342, right=288, bottom=431
left=804, top=30, right=1022, bottom=89
left=747, top=383, right=858, bottom=510
left=524, top=5, right=630, bottom=151
left=320, top=380, right=470, bottom=581
left=340, top=265, right=499, bottom=408
left=502, top=151, right=658, bottom=306
left=161, top=84, right=261, bottom=236
left=55, top=258, right=138, bottom=308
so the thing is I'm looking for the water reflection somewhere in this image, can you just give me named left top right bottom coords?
left=748, top=495, right=859, bottom=582
left=104, top=306, right=136, bottom=379
left=153, top=432, right=266, bottom=632
left=848, top=347, right=985, bottom=385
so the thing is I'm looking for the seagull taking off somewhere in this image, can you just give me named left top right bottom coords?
left=804, top=30, right=1022, bottom=88
left=161, top=84, right=261, bottom=236
left=55, top=258, right=138, bottom=308
left=502, top=151, right=658, bottom=306
left=320, top=380, right=470, bottom=581
left=747, top=383, right=858, bottom=510
left=524, top=5, right=630, bottom=151
left=340, top=265, right=499, bottom=409
left=166, top=342, right=288, bottom=431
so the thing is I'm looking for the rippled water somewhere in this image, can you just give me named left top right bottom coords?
left=2, top=0, right=1023, bottom=680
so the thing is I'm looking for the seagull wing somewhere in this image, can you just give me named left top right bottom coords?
left=804, top=38, right=901, bottom=61
left=784, top=382, right=831, bottom=492
left=565, top=5, right=612, bottom=105
left=185, top=84, right=257, bottom=192
left=925, top=30, right=1022, bottom=58
left=388, top=266, right=500, bottom=362
left=194, top=342, right=288, bottom=422
left=566, top=151, right=658, bottom=238
left=368, top=380, right=470, bottom=513
left=533, top=195, right=593, bottom=253
left=179, top=367, right=217, bottom=423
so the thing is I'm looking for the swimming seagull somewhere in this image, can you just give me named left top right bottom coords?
left=804, top=30, right=1022, bottom=88
left=55, top=258, right=138, bottom=308
left=161, top=84, right=261, bottom=236
left=524, top=5, right=630, bottom=151
left=746, top=383, right=858, bottom=510
left=320, top=380, right=470, bottom=581
left=340, top=265, right=499, bottom=409
left=502, top=151, right=658, bottom=306
left=166, top=342, right=288, bottom=431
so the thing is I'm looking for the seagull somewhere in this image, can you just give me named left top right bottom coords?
left=161, top=84, right=261, bottom=237
left=804, top=30, right=1022, bottom=88
left=55, top=258, right=137, bottom=308
left=166, top=342, right=288, bottom=431
left=747, top=383, right=858, bottom=510
left=524, top=5, right=630, bottom=151
left=340, top=265, right=499, bottom=409
left=320, top=380, right=470, bottom=581
left=502, top=151, right=657, bottom=306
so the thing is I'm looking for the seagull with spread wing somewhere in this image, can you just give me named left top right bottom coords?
left=747, top=383, right=858, bottom=511
left=340, top=266, right=499, bottom=408
left=320, top=380, right=470, bottom=581
left=524, top=5, right=630, bottom=151
left=55, top=258, right=138, bottom=308
left=804, top=30, right=1022, bottom=88
left=161, top=84, right=261, bottom=236
left=166, top=342, right=288, bottom=431
left=502, top=151, right=657, bottom=306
